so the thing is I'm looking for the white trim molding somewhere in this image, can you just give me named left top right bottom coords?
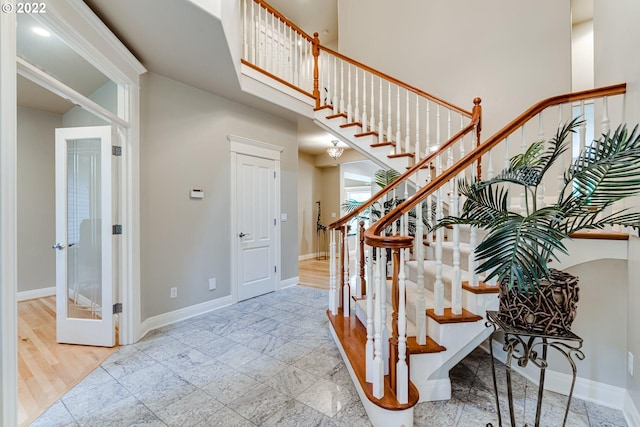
left=280, top=277, right=299, bottom=289
left=17, top=287, right=56, bottom=302
left=138, top=295, right=233, bottom=340
left=298, top=253, right=317, bottom=261
left=0, top=3, right=18, bottom=425
left=624, top=392, right=640, bottom=427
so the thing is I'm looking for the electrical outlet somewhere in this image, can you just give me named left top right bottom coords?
left=209, top=278, right=216, bottom=291
left=170, top=287, right=177, bottom=299
left=629, top=352, right=634, bottom=376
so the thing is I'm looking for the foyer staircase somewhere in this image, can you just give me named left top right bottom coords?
left=235, top=1, right=629, bottom=426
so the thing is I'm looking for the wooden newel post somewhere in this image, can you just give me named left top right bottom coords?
left=312, top=32, right=321, bottom=109
left=473, top=97, right=482, bottom=180
left=389, top=247, right=401, bottom=394
left=359, top=220, right=366, bottom=296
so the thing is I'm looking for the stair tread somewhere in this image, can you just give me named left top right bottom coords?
left=426, top=308, right=483, bottom=324
left=354, top=300, right=447, bottom=354
left=355, top=131, right=378, bottom=138
left=388, top=152, right=414, bottom=159
left=326, top=113, right=347, bottom=120
left=340, top=122, right=363, bottom=129
left=371, top=141, right=396, bottom=148
left=327, top=309, right=419, bottom=410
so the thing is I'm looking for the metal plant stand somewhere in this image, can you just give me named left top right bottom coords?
left=485, top=310, right=584, bottom=427
left=315, top=201, right=327, bottom=260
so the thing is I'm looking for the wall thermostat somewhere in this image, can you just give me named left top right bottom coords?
left=190, top=189, right=204, bottom=199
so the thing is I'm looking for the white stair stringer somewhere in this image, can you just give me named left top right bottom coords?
left=410, top=319, right=494, bottom=402
left=313, top=110, right=415, bottom=176
left=353, top=288, right=498, bottom=403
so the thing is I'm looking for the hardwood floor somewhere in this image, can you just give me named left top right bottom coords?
left=18, top=296, right=118, bottom=426
left=298, top=257, right=330, bottom=290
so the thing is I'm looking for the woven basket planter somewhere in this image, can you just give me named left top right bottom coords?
left=498, top=269, right=580, bottom=336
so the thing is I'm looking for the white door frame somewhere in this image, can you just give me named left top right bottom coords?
left=1, top=1, right=145, bottom=423
left=0, top=2, right=18, bottom=426
left=228, top=135, right=283, bottom=303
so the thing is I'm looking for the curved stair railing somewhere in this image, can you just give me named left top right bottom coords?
left=362, top=83, right=626, bottom=407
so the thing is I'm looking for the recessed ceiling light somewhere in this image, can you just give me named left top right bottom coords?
left=32, top=27, right=51, bottom=37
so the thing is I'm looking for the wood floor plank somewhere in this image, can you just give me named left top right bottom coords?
left=17, top=295, right=118, bottom=427
left=298, top=258, right=330, bottom=290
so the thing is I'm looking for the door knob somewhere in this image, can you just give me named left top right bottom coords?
left=238, top=232, right=250, bottom=238
left=52, top=243, right=66, bottom=250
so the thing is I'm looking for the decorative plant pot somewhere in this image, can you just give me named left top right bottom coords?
left=498, top=268, right=580, bottom=336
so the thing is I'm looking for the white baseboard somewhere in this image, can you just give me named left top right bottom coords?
left=298, top=253, right=318, bottom=261
left=280, top=276, right=299, bottom=289
left=488, top=340, right=627, bottom=410
left=17, top=286, right=55, bottom=302
left=138, top=295, right=233, bottom=341
left=624, top=392, right=640, bottom=427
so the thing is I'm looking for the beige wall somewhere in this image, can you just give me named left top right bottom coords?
left=320, top=166, right=341, bottom=229
left=338, top=0, right=572, bottom=139
left=140, top=72, right=298, bottom=320
left=17, top=106, right=60, bottom=293
left=594, top=0, right=640, bottom=408
left=560, top=260, right=628, bottom=387
left=298, top=152, right=323, bottom=258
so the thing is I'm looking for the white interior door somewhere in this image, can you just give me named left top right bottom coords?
left=54, top=126, right=115, bottom=347
left=236, top=153, right=277, bottom=301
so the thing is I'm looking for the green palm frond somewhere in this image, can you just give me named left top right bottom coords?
left=374, top=169, right=401, bottom=188
left=489, top=119, right=578, bottom=188
left=475, top=208, right=569, bottom=293
left=341, top=199, right=366, bottom=214
left=561, top=124, right=640, bottom=207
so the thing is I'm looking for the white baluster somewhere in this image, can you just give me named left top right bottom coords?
left=452, top=175, right=462, bottom=315
left=242, top=0, right=248, bottom=59
left=347, top=64, right=352, bottom=122
left=434, top=151, right=444, bottom=316
left=396, top=88, right=401, bottom=154
left=602, top=96, right=610, bottom=134
left=250, top=0, right=256, bottom=64
left=378, top=80, right=384, bottom=139
left=332, top=56, right=338, bottom=110
left=372, top=247, right=384, bottom=398
left=355, top=220, right=361, bottom=298
left=339, top=61, right=345, bottom=115
left=366, top=244, right=374, bottom=382
left=415, top=197, right=427, bottom=345
left=520, top=125, right=527, bottom=214
left=370, top=76, right=375, bottom=133
left=487, top=149, right=494, bottom=179
left=354, top=67, right=360, bottom=124
left=537, top=112, right=546, bottom=208
left=287, top=25, right=293, bottom=83
left=579, top=100, right=586, bottom=153
left=361, top=72, right=367, bottom=129
left=343, top=225, right=350, bottom=317
left=415, top=95, right=420, bottom=162
left=396, top=248, right=409, bottom=404
left=380, top=235, right=389, bottom=375
left=405, top=90, right=411, bottom=155
left=329, top=229, right=337, bottom=314
left=387, top=83, right=392, bottom=145
left=436, top=104, right=441, bottom=148
left=469, top=224, right=478, bottom=287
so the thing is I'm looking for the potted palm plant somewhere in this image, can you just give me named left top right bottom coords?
left=438, top=119, right=640, bottom=335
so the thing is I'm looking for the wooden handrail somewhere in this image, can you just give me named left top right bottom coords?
left=318, top=45, right=473, bottom=118
left=365, top=83, right=627, bottom=248
left=329, top=98, right=482, bottom=230
left=254, top=0, right=314, bottom=42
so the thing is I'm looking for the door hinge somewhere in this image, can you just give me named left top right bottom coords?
left=274, top=266, right=277, bottom=273
left=113, top=303, right=122, bottom=314
left=112, top=146, right=122, bottom=156
left=273, top=171, right=276, bottom=179
left=274, top=218, right=276, bottom=226
left=112, top=224, right=123, bottom=235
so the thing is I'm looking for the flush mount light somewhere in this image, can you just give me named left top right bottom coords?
left=33, top=27, right=51, bottom=37
left=327, top=140, right=344, bottom=160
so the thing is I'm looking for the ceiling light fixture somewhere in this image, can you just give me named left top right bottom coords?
left=327, top=140, right=344, bottom=160
left=32, top=27, right=51, bottom=37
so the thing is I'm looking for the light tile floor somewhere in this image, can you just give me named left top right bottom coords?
left=32, top=286, right=628, bottom=426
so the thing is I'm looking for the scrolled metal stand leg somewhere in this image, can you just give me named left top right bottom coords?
left=505, top=345, right=517, bottom=427
left=534, top=340, right=548, bottom=427
left=488, top=329, right=501, bottom=427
